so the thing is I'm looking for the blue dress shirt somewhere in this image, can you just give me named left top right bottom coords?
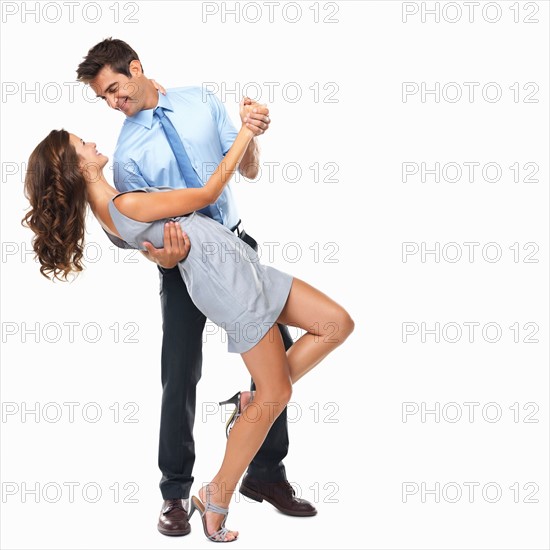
left=112, top=86, right=240, bottom=229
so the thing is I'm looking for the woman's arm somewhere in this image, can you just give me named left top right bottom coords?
left=115, top=125, right=255, bottom=223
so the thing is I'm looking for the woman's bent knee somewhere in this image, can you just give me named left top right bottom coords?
left=261, top=382, right=292, bottom=413
left=333, top=306, right=354, bottom=343
left=274, top=383, right=292, bottom=410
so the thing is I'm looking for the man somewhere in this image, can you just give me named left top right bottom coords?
left=76, top=38, right=316, bottom=537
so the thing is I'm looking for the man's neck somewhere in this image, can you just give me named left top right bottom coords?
left=142, top=79, right=160, bottom=110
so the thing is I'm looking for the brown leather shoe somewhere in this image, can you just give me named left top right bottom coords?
left=157, top=499, right=191, bottom=536
left=239, top=475, right=317, bottom=517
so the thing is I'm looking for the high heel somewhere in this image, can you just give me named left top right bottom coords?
left=219, top=392, right=241, bottom=439
left=189, top=485, right=237, bottom=543
left=219, top=391, right=254, bottom=439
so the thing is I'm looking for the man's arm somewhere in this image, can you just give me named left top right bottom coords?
left=239, top=137, right=260, bottom=179
left=206, top=92, right=270, bottom=180
left=238, top=97, right=270, bottom=179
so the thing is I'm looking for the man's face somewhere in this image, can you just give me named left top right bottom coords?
left=90, top=62, right=147, bottom=117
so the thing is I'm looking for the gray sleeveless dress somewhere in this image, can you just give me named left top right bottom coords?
left=107, top=187, right=293, bottom=353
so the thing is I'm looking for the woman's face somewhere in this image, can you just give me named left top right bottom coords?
left=69, top=134, right=109, bottom=171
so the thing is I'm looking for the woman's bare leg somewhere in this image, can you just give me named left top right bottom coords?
left=278, top=277, right=354, bottom=383
left=199, top=325, right=292, bottom=540
left=199, top=278, right=354, bottom=539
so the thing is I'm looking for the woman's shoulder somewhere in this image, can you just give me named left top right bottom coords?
left=112, top=187, right=174, bottom=222
left=112, top=191, right=142, bottom=215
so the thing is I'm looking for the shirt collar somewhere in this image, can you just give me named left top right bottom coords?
left=125, top=92, right=174, bottom=129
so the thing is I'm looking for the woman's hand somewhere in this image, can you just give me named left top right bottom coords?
left=240, top=96, right=271, bottom=136
left=150, top=79, right=167, bottom=95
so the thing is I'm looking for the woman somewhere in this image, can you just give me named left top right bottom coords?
left=23, top=120, right=354, bottom=542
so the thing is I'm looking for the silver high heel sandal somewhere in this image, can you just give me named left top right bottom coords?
left=188, top=485, right=237, bottom=543
left=219, top=391, right=254, bottom=438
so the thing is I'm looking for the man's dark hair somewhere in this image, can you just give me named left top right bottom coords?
left=76, top=38, right=143, bottom=83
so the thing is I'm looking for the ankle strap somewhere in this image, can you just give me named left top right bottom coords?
left=205, top=500, right=228, bottom=515
left=204, top=485, right=229, bottom=515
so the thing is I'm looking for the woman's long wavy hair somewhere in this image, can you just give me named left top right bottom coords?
left=22, top=129, right=88, bottom=281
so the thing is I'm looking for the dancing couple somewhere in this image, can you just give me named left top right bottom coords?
left=23, top=38, right=353, bottom=542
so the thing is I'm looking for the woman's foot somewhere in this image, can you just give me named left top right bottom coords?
left=198, top=484, right=239, bottom=542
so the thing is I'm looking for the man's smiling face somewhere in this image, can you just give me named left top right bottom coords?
left=90, top=60, right=147, bottom=117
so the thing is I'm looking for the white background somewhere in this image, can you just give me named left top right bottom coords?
left=1, top=1, right=548, bottom=549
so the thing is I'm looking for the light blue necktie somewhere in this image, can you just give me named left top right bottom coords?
left=154, top=106, right=219, bottom=221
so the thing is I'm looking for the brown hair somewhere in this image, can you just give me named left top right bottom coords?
left=22, top=130, right=88, bottom=281
left=76, top=38, right=142, bottom=83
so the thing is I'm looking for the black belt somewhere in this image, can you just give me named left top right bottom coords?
left=230, top=220, right=258, bottom=251
left=230, top=219, right=242, bottom=234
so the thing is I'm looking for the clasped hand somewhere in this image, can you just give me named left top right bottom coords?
left=240, top=96, right=271, bottom=135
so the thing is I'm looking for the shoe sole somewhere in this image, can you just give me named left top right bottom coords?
left=157, top=524, right=191, bottom=536
left=239, top=485, right=318, bottom=517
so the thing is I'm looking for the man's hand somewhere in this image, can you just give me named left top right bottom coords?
left=240, top=96, right=271, bottom=136
left=142, top=221, right=190, bottom=269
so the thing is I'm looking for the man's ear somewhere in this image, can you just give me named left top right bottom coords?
left=129, top=59, right=143, bottom=77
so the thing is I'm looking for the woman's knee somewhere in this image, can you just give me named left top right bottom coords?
left=274, top=381, right=292, bottom=410
left=333, top=306, right=354, bottom=342
left=261, top=381, right=292, bottom=412
left=279, top=381, right=293, bottom=407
